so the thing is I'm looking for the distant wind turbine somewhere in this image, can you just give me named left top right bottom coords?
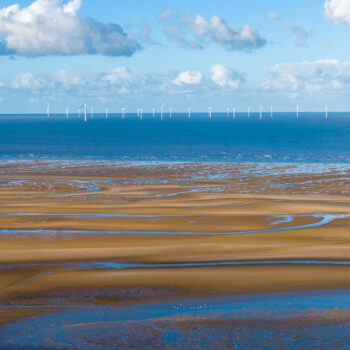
left=260, top=105, right=263, bottom=120
left=188, top=107, right=191, bottom=119
left=47, top=103, right=50, bottom=118
left=248, top=106, right=250, bottom=118
left=169, top=107, right=173, bottom=118
left=296, top=105, right=299, bottom=119
left=208, top=106, right=212, bottom=119
left=152, top=107, right=155, bottom=118
left=160, top=104, right=164, bottom=120
left=66, top=107, right=69, bottom=119
left=84, top=104, right=87, bottom=123
left=122, top=107, right=126, bottom=119
left=232, top=107, right=236, bottom=120
left=325, top=105, right=328, bottom=119
left=270, top=106, right=273, bottom=118
left=105, top=107, right=109, bottom=119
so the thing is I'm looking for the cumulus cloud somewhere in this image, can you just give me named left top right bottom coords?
left=262, top=59, right=350, bottom=95
left=210, top=64, right=245, bottom=89
left=174, top=70, right=203, bottom=86
left=324, top=0, right=350, bottom=26
left=183, top=14, right=267, bottom=51
left=0, top=0, right=140, bottom=56
left=162, top=12, right=267, bottom=52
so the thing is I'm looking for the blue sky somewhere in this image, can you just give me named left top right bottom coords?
left=1, top=0, right=350, bottom=113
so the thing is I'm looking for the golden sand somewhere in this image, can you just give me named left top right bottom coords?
left=1, top=161, right=350, bottom=324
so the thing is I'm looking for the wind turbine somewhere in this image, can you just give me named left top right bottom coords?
left=140, top=107, right=143, bottom=120
left=105, top=107, right=109, bottom=119
left=152, top=107, right=155, bottom=118
left=160, top=104, right=164, bottom=120
left=169, top=107, right=173, bottom=118
left=122, top=107, right=126, bottom=119
left=296, top=105, right=299, bottom=119
left=65, top=107, right=69, bottom=119
left=84, top=104, right=87, bottom=123
left=260, top=105, right=263, bottom=120
left=188, top=107, right=191, bottom=119
left=325, top=105, right=328, bottom=119
left=248, top=106, right=250, bottom=118
left=208, top=106, right=212, bottom=119
left=270, top=106, right=273, bottom=118
left=47, top=103, right=50, bottom=118
left=232, top=107, right=236, bottom=120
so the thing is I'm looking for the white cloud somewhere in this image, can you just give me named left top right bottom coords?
left=183, top=14, right=267, bottom=51
left=0, top=0, right=140, bottom=56
left=1, top=65, right=247, bottom=101
left=324, top=0, right=350, bottom=26
left=210, top=64, right=245, bottom=89
left=162, top=12, right=267, bottom=52
left=262, top=59, right=350, bottom=95
left=174, top=70, right=203, bottom=86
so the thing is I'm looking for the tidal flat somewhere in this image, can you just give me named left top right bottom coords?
left=1, top=161, right=350, bottom=349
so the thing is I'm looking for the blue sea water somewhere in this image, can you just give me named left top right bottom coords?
left=0, top=112, right=349, bottom=163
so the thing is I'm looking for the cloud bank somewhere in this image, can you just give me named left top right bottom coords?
left=0, top=0, right=140, bottom=56
left=263, top=59, right=350, bottom=95
left=0, top=64, right=244, bottom=101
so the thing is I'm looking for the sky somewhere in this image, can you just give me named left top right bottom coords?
left=1, top=0, right=350, bottom=113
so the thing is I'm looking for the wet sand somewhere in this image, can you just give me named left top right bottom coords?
left=1, top=161, right=350, bottom=348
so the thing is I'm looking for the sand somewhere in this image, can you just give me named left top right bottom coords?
left=1, top=161, right=350, bottom=330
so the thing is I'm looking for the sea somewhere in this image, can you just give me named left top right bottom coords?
left=0, top=112, right=349, bottom=163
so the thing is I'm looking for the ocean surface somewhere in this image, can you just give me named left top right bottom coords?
left=0, top=112, right=349, bottom=163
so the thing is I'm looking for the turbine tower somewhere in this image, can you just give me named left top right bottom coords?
left=248, top=106, right=250, bottom=118
left=152, top=107, right=155, bottom=118
left=208, top=106, right=212, bottom=119
left=122, top=107, right=126, bottom=119
left=105, top=107, right=109, bottom=119
left=47, top=103, right=50, bottom=118
left=296, top=105, right=299, bottom=119
left=140, top=107, right=143, bottom=120
left=260, top=105, right=263, bottom=120
left=66, top=107, right=69, bottom=119
left=169, top=107, right=173, bottom=118
left=270, top=106, right=273, bottom=118
left=232, top=107, right=236, bottom=120
left=160, top=104, right=164, bottom=120
left=188, top=107, right=191, bottom=119
left=84, top=104, right=87, bottom=123
left=325, top=105, right=328, bottom=119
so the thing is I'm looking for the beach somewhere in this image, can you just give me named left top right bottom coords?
left=1, top=161, right=350, bottom=347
